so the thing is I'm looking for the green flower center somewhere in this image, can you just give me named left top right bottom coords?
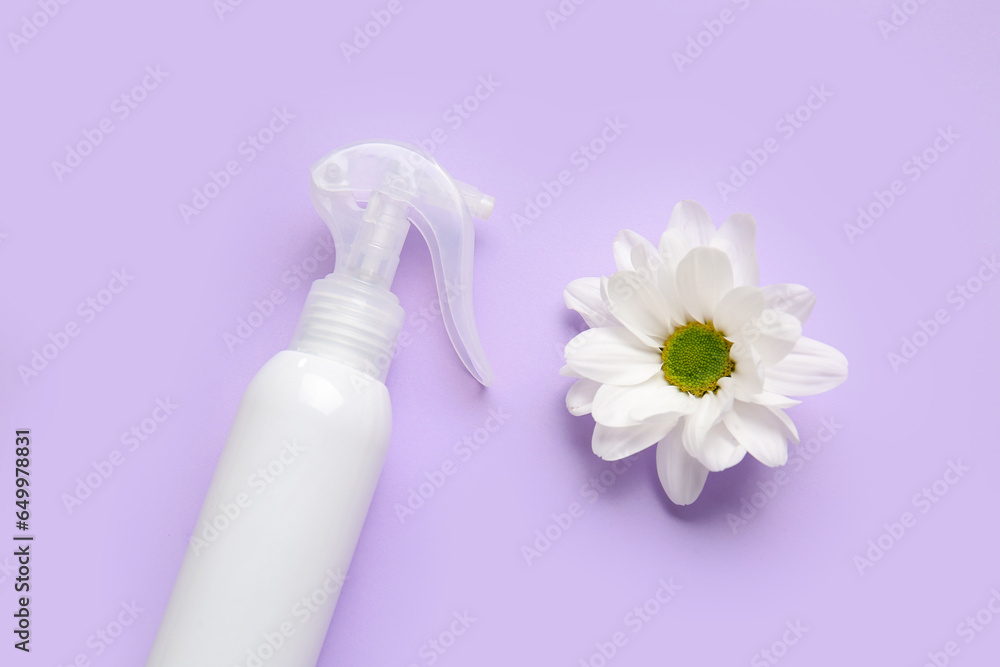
left=661, top=321, right=735, bottom=397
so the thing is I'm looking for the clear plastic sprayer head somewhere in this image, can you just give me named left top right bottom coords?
left=309, top=140, right=494, bottom=386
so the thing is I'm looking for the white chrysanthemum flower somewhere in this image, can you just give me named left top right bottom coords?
left=561, top=200, right=848, bottom=506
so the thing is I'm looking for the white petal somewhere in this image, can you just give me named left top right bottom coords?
left=566, top=378, right=601, bottom=416
left=613, top=230, right=653, bottom=272
left=656, top=433, right=710, bottom=506
left=681, top=388, right=732, bottom=457
left=624, top=239, right=687, bottom=325
left=714, top=286, right=765, bottom=338
left=658, top=228, right=691, bottom=269
left=605, top=270, right=675, bottom=348
left=653, top=260, right=686, bottom=327
left=749, top=309, right=803, bottom=365
left=565, top=277, right=614, bottom=328
left=695, top=422, right=748, bottom=472
left=734, top=388, right=801, bottom=409
left=629, top=238, right=664, bottom=275
left=592, top=382, right=645, bottom=427
left=630, top=381, right=698, bottom=421
left=762, top=283, right=816, bottom=324
left=665, top=200, right=716, bottom=249
left=764, top=336, right=848, bottom=397
left=565, top=327, right=662, bottom=385
left=559, top=364, right=580, bottom=378
left=722, top=402, right=789, bottom=467
left=675, top=247, right=734, bottom=323
left=729, top=340, right=764, bottom=395
left=766, top=406, right=800, bottom=443
left=593, top=376, right=692, bottom=426
left=711, top=213, right=759, bottom=286
left=593, top=421, right=675, bottom=461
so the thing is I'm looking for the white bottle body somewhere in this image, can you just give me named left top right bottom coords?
left=145, top=350, right=391, bottom=667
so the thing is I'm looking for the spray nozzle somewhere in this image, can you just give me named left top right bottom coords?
left=308, top=141, right=494, bottom=386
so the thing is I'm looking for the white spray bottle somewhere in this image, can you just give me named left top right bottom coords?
left=145, top=141, right=494, bottom=666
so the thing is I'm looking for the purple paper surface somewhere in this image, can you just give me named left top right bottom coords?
left=4, top=1, right=1000, bottom=665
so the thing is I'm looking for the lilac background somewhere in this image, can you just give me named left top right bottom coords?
left=4, top=0, right=1000, bottom=665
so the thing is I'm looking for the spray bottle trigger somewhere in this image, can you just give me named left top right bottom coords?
left=309, top=141, right=494, bottom=386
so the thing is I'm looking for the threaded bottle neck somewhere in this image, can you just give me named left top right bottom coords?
left=289, top=274, right=404, bottom=382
